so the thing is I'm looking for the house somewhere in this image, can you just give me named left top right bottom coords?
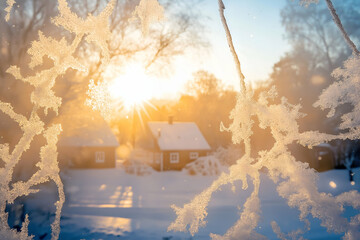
left=291, top=143, right=336, bottom=172
left=312, top=143, right=337, bottom=172
left=145, top=117, right=211, bottom=171
left=312, top=142, right=360, bottom=171
left=57, top=105, right=119, bottom=168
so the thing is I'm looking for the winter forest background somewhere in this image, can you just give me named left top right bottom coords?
left=0, top=0, right=360, bottom=239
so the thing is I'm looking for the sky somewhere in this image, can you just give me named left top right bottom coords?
left=156, top=0, right=291, bottom=98
left=106, top=0, right=292, bottom=103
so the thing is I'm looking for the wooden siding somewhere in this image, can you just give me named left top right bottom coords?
left=151, top=150, right=208, bottom=171
left=59, top=146, right=116, bottom=168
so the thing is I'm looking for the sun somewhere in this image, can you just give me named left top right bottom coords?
left=107, top=64, right=155, bottom=111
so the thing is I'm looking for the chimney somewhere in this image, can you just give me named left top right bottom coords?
left=168, top=116, right=174, bottom=125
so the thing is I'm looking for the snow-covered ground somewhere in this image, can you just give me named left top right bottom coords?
left=25, top=163, right=360, bottom=240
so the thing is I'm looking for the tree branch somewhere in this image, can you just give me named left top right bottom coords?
left=218, top=0, right=246, bottom=93
left=325, top=0, right=360, bottom=55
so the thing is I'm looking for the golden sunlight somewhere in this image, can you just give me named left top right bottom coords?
left=108, top=64, right=156, bottom=110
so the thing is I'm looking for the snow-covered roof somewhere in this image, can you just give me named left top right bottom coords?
left=56, top=103, right=119, bottom=147
left=147, top=122, right=211, bottom=151
left=59, top=122, right=119, bottom=147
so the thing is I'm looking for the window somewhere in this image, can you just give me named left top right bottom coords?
left=95, top=151, right=105, bottom=163
left=170, top=152, right=179, bottom=163
left=189, top=152, right=199, bottom=160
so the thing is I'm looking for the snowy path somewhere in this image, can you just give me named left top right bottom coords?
left=29, top=166, right=359, bottom=239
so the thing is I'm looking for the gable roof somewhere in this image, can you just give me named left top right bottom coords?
left=59, top=118, right=119, bottom=147
left=55, top=102, right=119, bottom=147
left=147, top=121, right=211, bottom=151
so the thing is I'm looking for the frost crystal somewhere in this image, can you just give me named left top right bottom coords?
left=315, top=56, right=360, bottom=132
left=169, top=79, right=360, bottom=240
left=53, top=0, right=115, bottom=66
left=131, top=0, right=165, bottom=35
left=85, top=79, right=113, bottom=121
left=4, top=0, right=15, bottom=21
left=168, top=1, right=360, bottom=239
left=0, top=0, right=116, bottom=239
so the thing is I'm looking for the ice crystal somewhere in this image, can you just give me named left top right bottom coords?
left=53, top=0, right=115, bottom=65
left=1, top=0, right=116, bottom=239
left=315, top=56, right=360, bottom=132
left=85, top=79, right=113, bottom=121
left=131, top=0, right=165, bottom=35
left=5, top=28, right=89, bottom=115
left=4, top=0, right=15, bottom=21
left=168, top=1, right=360, bottom=239
left=169, top=81, right=360, bottom=240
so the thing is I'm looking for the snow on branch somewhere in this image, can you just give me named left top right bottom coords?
left=325, top=0, right=360, bottom=55
left=218, top=0, right=246, bottom=93
left=1, top=0, right=165, bottom=237
left=169, top=1, right=360, bottom=239
left=314, top=56, right=360, bottom=132
left=0, top=0, right=116, bottom=239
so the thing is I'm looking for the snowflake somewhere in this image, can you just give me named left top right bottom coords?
left=131, top=0, right=165, bottom=35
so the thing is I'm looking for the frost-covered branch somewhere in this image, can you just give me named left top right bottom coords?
left=169, top=1, right=360, bottom=239
left=325, top=0, right=360, bottom=55
left=1, top=0, right=165, bottom=238
left=0, top=0, right=116, bottom=239
left=170, top=81, right=360, bottom=238
left=217, top=0, right=246, bottom=93
left=0, top=102, right=28, bottom=127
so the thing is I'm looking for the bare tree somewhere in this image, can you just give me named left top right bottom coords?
left=281, top=0, right=360, bottom=72
left=0, top=0, right=207, bottom=100
left=61, top=0, right=207, bottom=82
left=269, top=0, right=360, bottom=172
left=0, top=0, right=208, bottom=136
left=0, top=1, right=57, bottom=76
left=0, top=0, right=208, bottom=182
left=270, top=0, right=360, bottom=132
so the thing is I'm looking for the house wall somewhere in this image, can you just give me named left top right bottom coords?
left=151, top=150, right=209, bottom=171
left=312, top=146, right=336, bottom=172
left=290, top=145, right=336, bottom=172
left=59, top=146, right=116, bottom=168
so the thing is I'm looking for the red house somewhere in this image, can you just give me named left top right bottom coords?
left=146, top=119, right=211, bottom=171
left=57, top=108, right=119, bottom=169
